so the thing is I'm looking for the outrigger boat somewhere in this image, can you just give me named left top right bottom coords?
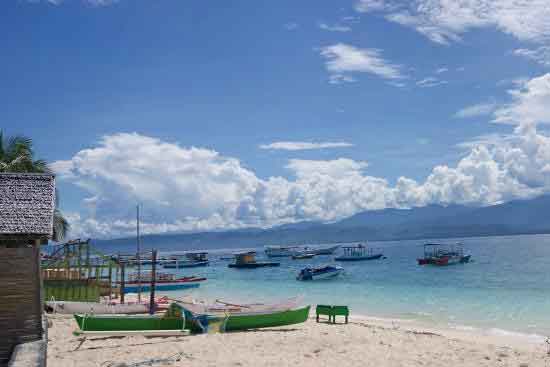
left=163, top=252, right=210, bottom=268
left=297, top=265, right=344, bottom=281
left=120, top=272, right=206, bottom=293
left=334, top=244, right=383, bottom=261
left=74, top=300, right=310, bottom=334
left=228, top=251, right=280, bottom=268
left=45, top=295, right=172, bottom=314
left=417, top=243, right=471, bottom=266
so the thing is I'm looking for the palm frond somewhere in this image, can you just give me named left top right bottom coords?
left=53, top=209, right=70, bottom=242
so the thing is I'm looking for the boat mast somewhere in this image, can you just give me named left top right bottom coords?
left=137, top=204, right=141, bottom=303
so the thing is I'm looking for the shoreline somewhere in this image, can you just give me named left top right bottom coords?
left=350, top=313, right=548, bottom=351
left=47, top=310, right=550, bottom=367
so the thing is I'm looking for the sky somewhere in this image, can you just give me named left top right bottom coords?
left=3, top=0, right=550, bottom=239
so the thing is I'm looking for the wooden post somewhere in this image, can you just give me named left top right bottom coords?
left=120, top=262, right=125, bottom=304
left=77, top=242, right=82, bottom=280
left=108, top=262, right=113, bottom=300
left=149, top=250, right=157, bottom=315
left=86, top=241, right=91, bottom=280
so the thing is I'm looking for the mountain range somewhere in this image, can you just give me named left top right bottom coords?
left=93, top=195, right=550, bottom=252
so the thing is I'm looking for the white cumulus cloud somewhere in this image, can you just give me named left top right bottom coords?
left=53, top=74, right=550, bottom=239
left=493, top=73, right=550, bottom=125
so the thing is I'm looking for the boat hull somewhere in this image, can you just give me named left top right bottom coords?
left=123, top=282, right=200, bottom=293
left=305, top=245, right=340, bottom=255
left=264, top=248, right=299, bottom=257
left=228, top=262, right=280, bottom=268
left=291, top=254, right=315, bottom=260
left=335, top=253, right=383, bottom=261
left=74, top=305, right=311, bottom=332
left=417, top=255, right=471, bottom=266
left=297, top=266, right=344, bottom=281
left=46, top=301, right=148, bottom=314
left=163, top=260, right=209, bottom=268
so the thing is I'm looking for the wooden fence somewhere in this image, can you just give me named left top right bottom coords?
left=0, top=245, right=42, bottom=365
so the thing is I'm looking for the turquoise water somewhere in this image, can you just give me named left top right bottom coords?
left=128, top=234, right=550, bottom=337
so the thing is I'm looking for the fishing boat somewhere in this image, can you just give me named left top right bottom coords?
left=297, top=265, right=344, bottom=281
left=264, top=245, right=300, bottom=257
left=301, top=244, right=340, bottom=255
left=228, top=251, right=280, bottom=268
left=163, top=252, right=210, bottom=268
left=74, top=301, right=310, bottom=333
left=124, top=281, right=201, bottom=293
left=334, top=244, right=383, bottom=261
left=120, top=272, right=206, bottom=293
left=291, top=252, right=315, bottom=260
left=417, top=243, right=471, bottom=266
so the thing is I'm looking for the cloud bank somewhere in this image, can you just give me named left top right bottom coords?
left=53, top=74, right=550, bottom=239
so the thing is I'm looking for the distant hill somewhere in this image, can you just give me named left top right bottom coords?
left=93, top=195, right=550, bottom=252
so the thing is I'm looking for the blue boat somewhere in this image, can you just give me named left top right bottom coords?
left=297, top=265, right=344, bottom=281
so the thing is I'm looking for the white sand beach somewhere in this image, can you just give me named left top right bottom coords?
left=47, top=313, right=549, bottom=367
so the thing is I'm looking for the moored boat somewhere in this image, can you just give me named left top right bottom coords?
left=264, top=245, right=300, bottom=257
left=74, top=302, right=310, bottom=333
left=123, top=281, right=201, bottom=293
left=228, top=251, right=280, bottom=268
left=417, top=243, right=471, bottom=266
left=119, top=273, right=206, bottom=293
left=291, top=253, right=315, bottom=260
left=301, top=244, right=340, bottom=255
left=46, top=301, right=148, bottom=314
left=334, top=244, right=383, bottom=261
left=163, top=252, right=210, bottom=268
left=297, top=265, right=344, bottom=281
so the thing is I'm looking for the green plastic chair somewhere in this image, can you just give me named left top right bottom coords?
left=316, top=305, right=333, bottom=323
left=332, top=306, right=349, bottom=324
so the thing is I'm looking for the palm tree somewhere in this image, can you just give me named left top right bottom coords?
left=0, top=131, right=70, bottom=241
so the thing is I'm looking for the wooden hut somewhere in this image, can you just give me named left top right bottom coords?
left=0, top=173, right=55, bottom=365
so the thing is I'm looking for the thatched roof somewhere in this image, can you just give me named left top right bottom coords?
left=0, top=173, right=55, bottom=237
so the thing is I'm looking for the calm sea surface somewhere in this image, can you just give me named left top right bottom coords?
left=104, top=234, right=550, bottom=337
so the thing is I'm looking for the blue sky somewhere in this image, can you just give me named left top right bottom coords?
left=3, top=0, right=550, bottom=238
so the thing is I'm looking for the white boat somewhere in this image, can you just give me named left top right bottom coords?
left=297, top=265, right=344, bottom=281
left=334, top=244, right=383, bottom=261
left=301, top=244, right=341, bottom=255
left=45, top=301, right=149, bottom=314
left=264, top=245, right=300, bottom=257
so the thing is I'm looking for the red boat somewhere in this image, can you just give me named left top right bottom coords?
left=417, top=243, right=471, bottom=266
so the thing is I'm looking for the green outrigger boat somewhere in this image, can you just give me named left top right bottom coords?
left=74, top=303, right=310, bottom=334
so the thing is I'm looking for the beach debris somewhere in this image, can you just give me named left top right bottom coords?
left=546, top=337, right=550, bottom=355
left=100, top=352, right=191, bottom=367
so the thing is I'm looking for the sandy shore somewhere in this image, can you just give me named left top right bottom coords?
left=47, top=313, right=549, bottom=367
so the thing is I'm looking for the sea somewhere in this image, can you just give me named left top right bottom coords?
left=99, top=233, right=550, bottom=339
